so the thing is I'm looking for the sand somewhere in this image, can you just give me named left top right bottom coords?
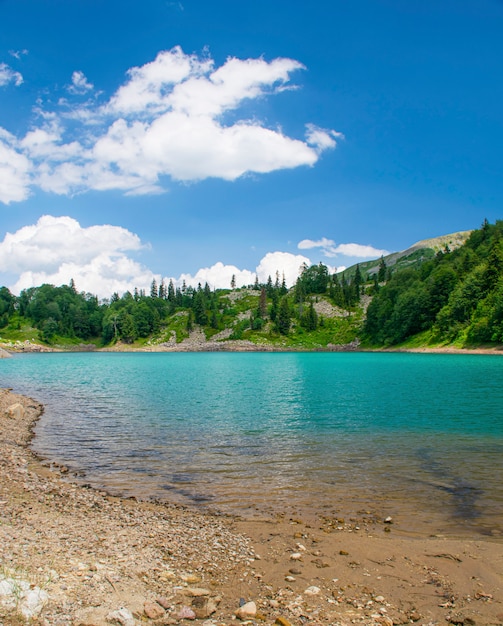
left=1, top=388, right=502, bottom=626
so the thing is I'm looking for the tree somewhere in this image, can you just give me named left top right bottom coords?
left=275, top=296, right=291, bottom=335
left=258, top=287, right=267, bottom=318
left=377, top=256, right=387, bottom=283
left=231, top=274, right=236, bottom=289
left=150, top=279, right=158, bottom=299
left=301, top=301, right=318, bottom=331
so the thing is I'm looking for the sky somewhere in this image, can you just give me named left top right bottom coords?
left=1, top=0, right=502, bottom=298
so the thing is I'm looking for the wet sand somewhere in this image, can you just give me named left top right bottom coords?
left=1, top=388, right=503, bottom=625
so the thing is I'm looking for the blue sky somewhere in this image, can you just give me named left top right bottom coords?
left=1, top=0, right=502, bottom=298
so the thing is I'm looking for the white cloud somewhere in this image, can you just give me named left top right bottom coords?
left=1, top=216, right=313, bottom=299
left=332, top=243, right=389, bottom=258
left=174, top=251, right=311, bottom=291
left=176, top=262, right=256, bottom=290
left=0, top=130, right=32, bottom=203
left=256, top=251, right=310, bottom=286
left=68, top=71, right=94, bottom=95
left=305, top=124, right=344, bottom=153
left=0, top=63, right=23, bottom=87
left=0, top=46, right=342, bottom=203
left=9, top=50, right=28, bottom=60
left=298, top=236, right=388, bottom=260
left=0, top=216, right=154, bottom=298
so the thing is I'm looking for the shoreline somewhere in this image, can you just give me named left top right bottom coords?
left=3, top=338, right=503, bottom=356
left=1, top=390, right=502, bottom=624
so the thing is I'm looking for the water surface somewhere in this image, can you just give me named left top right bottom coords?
left=2, top=351, right=502, bottom=535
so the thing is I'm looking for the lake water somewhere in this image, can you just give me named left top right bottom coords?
left=2, top=351, right=503, bottom=536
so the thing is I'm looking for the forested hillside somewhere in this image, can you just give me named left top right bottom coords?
left=1, top=220, right=501, bottom=350
left=0, top=265, right=364, bottom=349
left=364, top=219, right=503, bottom=347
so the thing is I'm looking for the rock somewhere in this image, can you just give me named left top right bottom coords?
left=5, top=402, right=25, bottom=419
left=156, top=596, right=171, bottom=609
left=290, top=552, right=302, bottom=561
left=235, top=600, right=257, bottom=619
left=192, top=596, right=218, bottom=619
left=289, top=568, right=301, bottom=575
left=0, top=347, right=11, bottom=358
left=375, top=617, right=393, bottom=626
left=275, top=618, right=293, bottom=626
left=144, top=600, right=164, bottom=619
left=184, top=587, right=211, bottom=597
left=181, top=574, right=201, bottom=584
left=384, top=516, right=393, bottom=524
left=106, top=607, right=136, bottom=626
left=285, top=575, right=296, bottom=582
left=304, top=586, right=321, bottom=596
left=177, top=606, right=196, bottom=620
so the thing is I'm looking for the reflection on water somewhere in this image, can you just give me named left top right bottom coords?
left=2, top=351, right=503, bottom=536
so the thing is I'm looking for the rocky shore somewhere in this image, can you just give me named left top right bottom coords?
left=1, top=389, right=503, bottom=625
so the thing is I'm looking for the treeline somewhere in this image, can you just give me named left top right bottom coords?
left=0, top=263, right=364, bottom=345
left=364, top=219, right=503, bottom=346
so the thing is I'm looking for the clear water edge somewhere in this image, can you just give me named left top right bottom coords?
left=2, top=351, right=502, bottom=537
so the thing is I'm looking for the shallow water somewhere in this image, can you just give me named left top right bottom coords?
left=2, top=351, right=503, bottom=535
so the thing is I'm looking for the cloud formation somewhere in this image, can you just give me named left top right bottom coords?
left=0, top=63, right=23, bottom=87
left=0, top=46, right=342, bottom=204
left=0, top=216, right=314, bottom=298
left=0, top=215, right=154, bottom=297
left=298, top=237, right=388, bottom=259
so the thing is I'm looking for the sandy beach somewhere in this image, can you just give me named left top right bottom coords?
left=1, top=388, right=503, bottom=626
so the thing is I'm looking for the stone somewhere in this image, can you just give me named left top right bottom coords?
left=192, top=596, right=218, bottom=619
left=304, top=586, right=321, bottom=596
left=275, top=618, right=292, bottom=626
left=235, top=601, right=257, bottom=619
left=156, top=596, right=171, bottom=609
left=184, top=587, right=211, bottom=597
left=285, top=575, right=296, bottom=582
left=144, top=600, right=164, bottom=619
left=106, top=607, right=135, bottom=626
left=6, top=402, right=25, bottom=419
left=290, top=552, right=302, bottom=561
left=177, top=606, right=196, bottom=620
left=181, top=574, right=201, bottom=584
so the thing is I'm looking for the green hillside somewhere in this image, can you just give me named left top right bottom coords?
left=0, top=220, right=501, bottom=352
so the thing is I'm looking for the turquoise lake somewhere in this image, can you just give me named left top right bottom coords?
left=2, top=351, right=503, bottom=535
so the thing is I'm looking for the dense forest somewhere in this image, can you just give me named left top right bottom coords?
left=0, top=219, right=502, bottom=349
left=363, top=219, right=503, bottom=346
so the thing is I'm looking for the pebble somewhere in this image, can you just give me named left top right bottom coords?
left=106, top=607, right=135, bottom=626
left=184, top=587, right=211, bottom=597
left=235, top=600, right=257, bottom=619
left=275, top=618, right=293, bottom=626
left=144, top=599, right=164, bottom=619
left=177, top=605, right=196, bottom=620
left=289, top=552, right=302, bottom=561
left=304, top=586, right=321, bottom=596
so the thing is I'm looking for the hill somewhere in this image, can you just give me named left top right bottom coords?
left=1, top=221, right=501, bottom=352
left=341, top=230, right=472, bottom=280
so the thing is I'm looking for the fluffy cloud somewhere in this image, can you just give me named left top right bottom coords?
left=0, top=63, right=23, bottom=87
left=332, top=243, right=389, bottom=258
left=0, top=130, right=32, bottom=204
left=174, top=251, right=310, bottom=290
left=1, top=216, right=314, bottom=298
left=0, top=46, right=342, bottom=203
left=0, top=216, right=155, bottom=298
left=176, top=262, right=256, bottom=290
left=67, top=71, right=94, bottom=95
left=298, top=237, right=388, bottom=260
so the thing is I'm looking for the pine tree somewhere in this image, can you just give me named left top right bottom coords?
left=275, top=296, right=291, bottom=335
left=378, top=256, right=387, bottom=283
